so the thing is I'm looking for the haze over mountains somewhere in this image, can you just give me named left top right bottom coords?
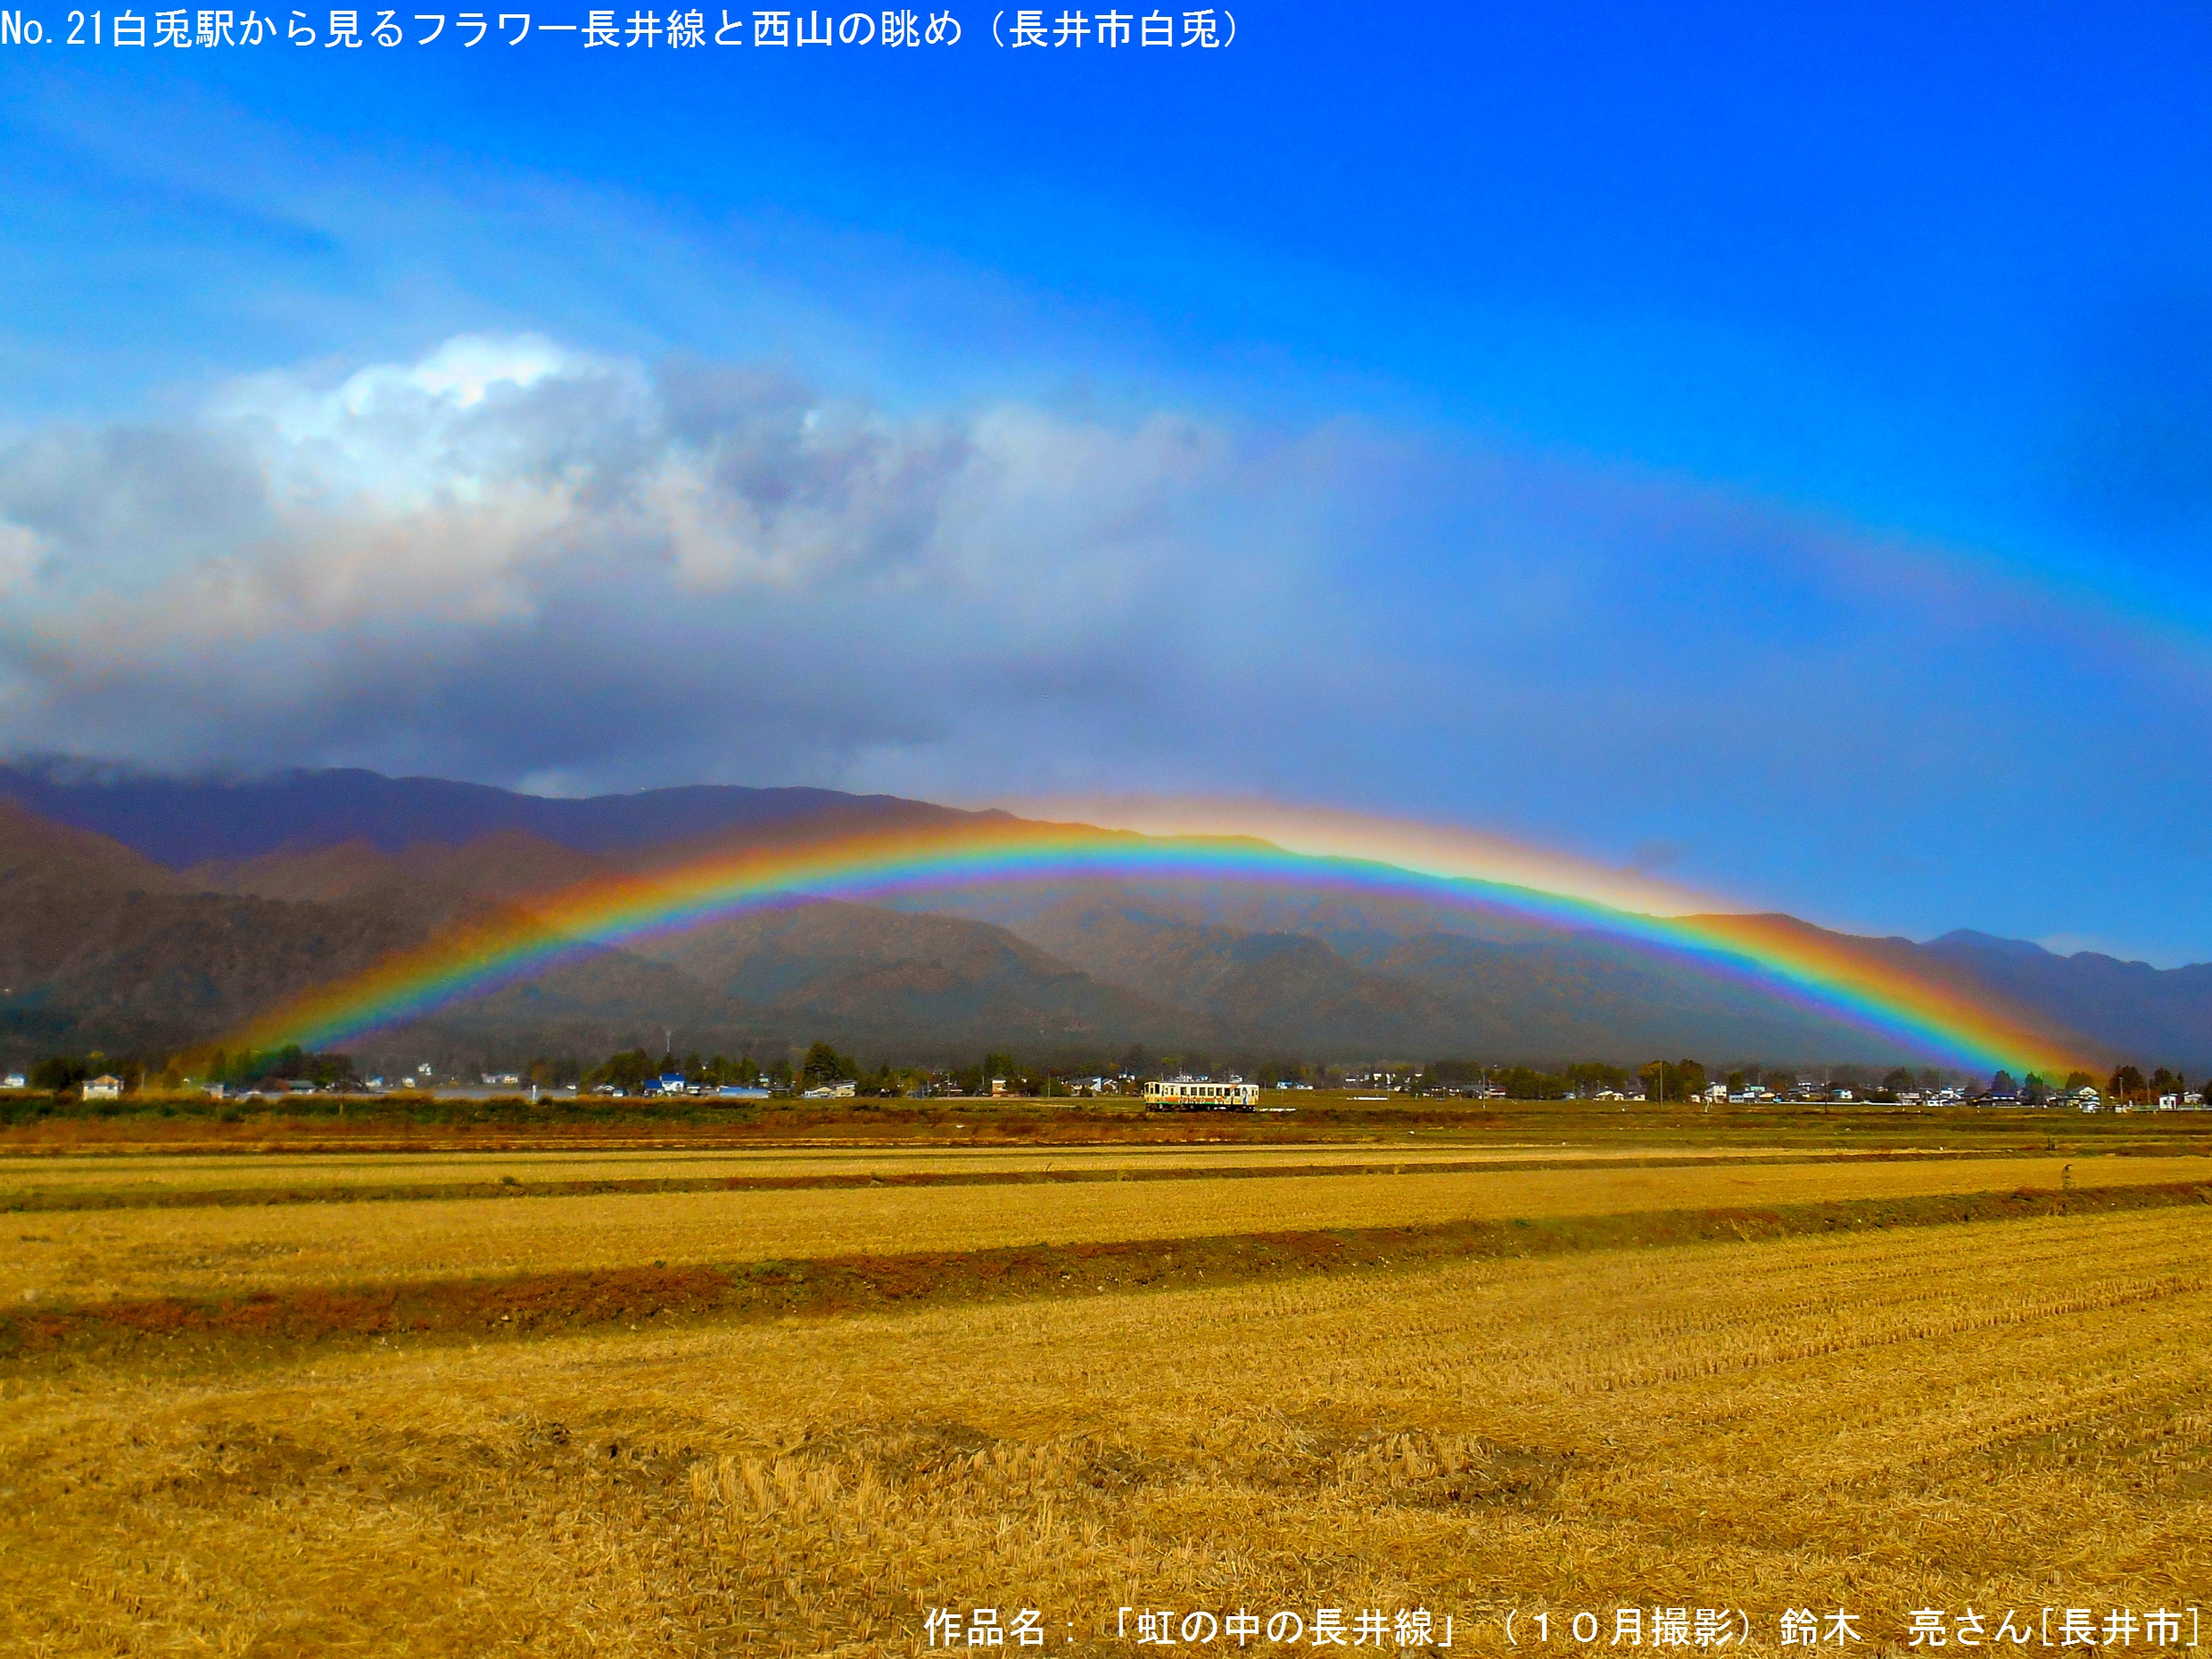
left=3, top=761, right=2207, bottom=1073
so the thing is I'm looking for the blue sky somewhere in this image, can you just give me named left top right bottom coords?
left=4, top=2, right=2212, bottom=959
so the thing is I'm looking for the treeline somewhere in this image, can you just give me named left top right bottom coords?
left=2, top=1041, right=2203, bottom=1108
left=574, top=1044, right=1115, bottom=1097
left=1422, top=1060, right=2125, bottom=1103
left=23, top=1044, right=363, bottom=1094
left=1431, top=1061, right=2208, bottom=1105
left=2104, top=1065, right=2199, bottom=1105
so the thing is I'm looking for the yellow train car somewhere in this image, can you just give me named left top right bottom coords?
left=1143, top=1078, right=1260, bottom=1110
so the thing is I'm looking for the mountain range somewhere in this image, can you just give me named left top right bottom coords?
left=3, top=760, right=2207, bottom=1074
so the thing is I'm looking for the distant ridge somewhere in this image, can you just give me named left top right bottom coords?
left=0, top=760, right=995, bottom=868
left=0, top=763, right=2206, bottom=1070
left=0, top=799, right=186, bottom=896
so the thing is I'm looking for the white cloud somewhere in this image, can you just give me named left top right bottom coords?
left=214, top=333, right=640, bottom=514
left=0, top=520, right=45, bottom=595
left=0, top=334, right=1277, bottom=784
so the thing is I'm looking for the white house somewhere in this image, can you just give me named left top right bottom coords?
left=81, top=1074, right=124, bottom=1101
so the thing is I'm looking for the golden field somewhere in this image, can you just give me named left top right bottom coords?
left=4, top=1206, right=2209, bottom=1655
left=8, top=1152, right=2206, bottom=1306
left=0, top=1137, right=1888, bottom=1201
left=3, top=1120, right=2208, bottom=1657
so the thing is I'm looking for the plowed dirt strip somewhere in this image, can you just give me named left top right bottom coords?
left=4, top=1207, right=2208, bottom=1656
left=5, top=1151, right=2206, bottom=1308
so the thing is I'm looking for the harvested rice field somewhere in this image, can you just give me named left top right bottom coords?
left=0, top=1137, right=1958, bottom=1203
left=7, top=1153, right=2208, bottom=1306
left=3, top=1117, right=2208, bottom=1656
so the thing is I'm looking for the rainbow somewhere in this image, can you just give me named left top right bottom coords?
left=227, top=815, right=2094, bottom=1077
